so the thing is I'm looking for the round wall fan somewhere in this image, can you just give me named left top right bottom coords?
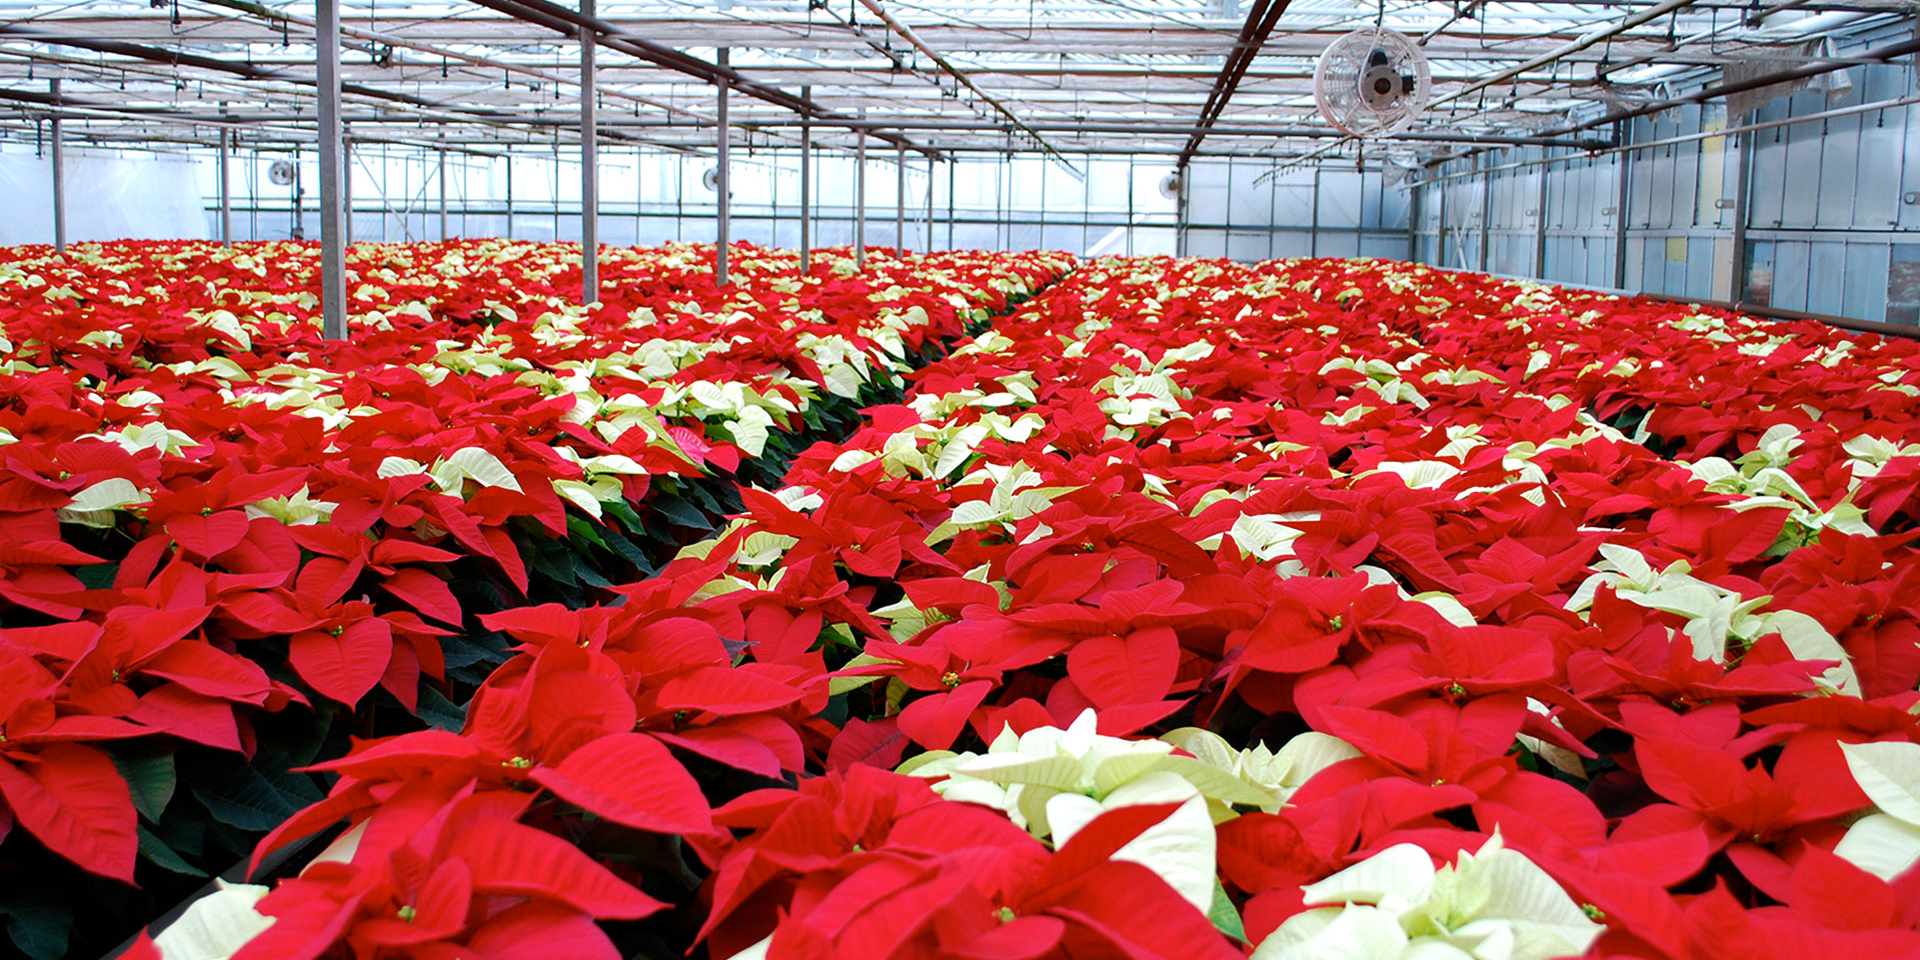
left=1314, top=28, right=1431, bottom=138
left=268, top=159, right=297, bottom=186
left=1157, top=171, right=1182, bottom=200
left=702, top=165, right=721, bottom=192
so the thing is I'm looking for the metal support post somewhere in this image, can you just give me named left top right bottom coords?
left=715, top=48, right=731, bottom=286
left=799, top=85, right=811, bottom=272
left=854, top=108, right=867, bottom=271
left=1172, top=169, right=1186, bottom=257
left=1435, top=173, right=1447, bottom=267
left=1730, top=111, right=1752, bottom=300
left=924, top=158, right=934, bottom=252
left=946, top=159, right=956, bottom=250
left=580, top=0, right=599, bottom=303
left=1310, top=167, right=1321, bottom=257
left=343, top=133, right=352, bottom=246
left=316, top=0, right=347, bottom=339
left=219, top=120, right=232, bottom=248
left=49, top=78, right=65, bottom=255
left=1478, top=154, right=1493, bottom=273
left=1533, top=148, right=1550, bottom=279
left=895, top=144, right=906, bottom=253
left=437, top=133, right=448, bottom=240
left=1612, top=121, right=1631, bottom=289
left=1406, top=176, right=1419, bottom=264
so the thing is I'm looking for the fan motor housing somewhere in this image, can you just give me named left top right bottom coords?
left=1361, top=60, right=1407, bottom=108
left=1313, top=28, right=1433, bottom=139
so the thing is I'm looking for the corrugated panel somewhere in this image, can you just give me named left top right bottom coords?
left=1318, top=171, right=1364, bottom=229
left=1042, top=224, right=1086, bottom=253
left=1359, top=233, right=1405, bottom=259
left=1844, top=243, right=1892, bottom=321
left=1749, top=103, right=1789, bottom=229
left=1630, top=143, right=1658, bottom=229
left=1316, top=231, right=1361, bottom=257
left=1132, top=227, right=1177, bottom=257
left=1819, top=113, right=1864, bottom=229
left=1772, top=241, right=1811, bottom=311
left=1227, top=230, right=1270, bottom=262
left=1272, top=230, right=1313, bottom=259
left=1377, top=182, right=1411, bottom=231
left=1856, top=111, right=1903, bottom=230
left=1780, top=98, right=1825, bottom=228
left=1227, top=159, right=1273, bottom=228
left=1186, top=227, right=1227, bottom=257
left=1274, top=178, right=1315, bottom=228
left=1806, top=241, right=1847, bottom=314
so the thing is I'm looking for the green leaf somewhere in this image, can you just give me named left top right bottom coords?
left=653, top=496, right=712, bottom=532
left=108, top=745, right=177, bottom=822
left=0, top=890, right=71, bottom=960
left=137, top=825, right=208, bottom=877
left=528, top=538, right=580, bottom=588
left=594, top=522, right=653, bottom=569
left=566, top=514, right=608, bottom=550
left=602, top=498, right=647, bottom=536
left=416, top=685, right=468, bottom=732
left=1207, top=878, right=1246, bottom=943
left=76, top=563, right=118, bottom=590
left=190, top=765, right=301, bottom=832
left=572, top=552, right=614, bottom=589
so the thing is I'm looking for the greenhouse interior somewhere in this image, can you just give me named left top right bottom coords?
left=4, top=2, right=1920, bottom=959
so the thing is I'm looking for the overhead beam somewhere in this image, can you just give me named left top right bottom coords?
left=188, top=0, right=704, bottom=124
left=1550, top=33, right=1920, bottom=133
left=465, top=0, right=942, bottom=160
left=0, top=24, right=706, bottom=154
left=1178, top=0, right=1291, bottom=167
left=1430, top=0, right=1701, bottom=110
left=852, top=0, right=1080, bottom=175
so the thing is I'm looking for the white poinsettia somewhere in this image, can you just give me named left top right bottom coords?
left=1252, top=833, right=1605, bottom=960
left=152, top=880, right=275, bottom=960
left=1841, top=433, right=1920, bottom=479
left=899, top=709, right=1178, bottom=825
left=1317, top=356, right=1430, bottom=409
left=1042, top=772, right=1217, bottom=912
left=928, top=461, right=1076, bottom=542
left=1198, top=511, right=1320, bottom=570
left=900, top=710, right=1242, bottom=913
left=152, top=823, right=366, bottom=960
left=1158, top=727, right=1362, bottom=814
left=1565, top=544, right=1859, bottom=695
left=1833, top=740, right=1920, bottom=882
left=242, top=485, right=338, bottom=526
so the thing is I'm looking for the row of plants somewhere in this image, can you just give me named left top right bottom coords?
left=14, top=244, right=1920, bottom=959
left=0, top=239, right=1071, bottom=958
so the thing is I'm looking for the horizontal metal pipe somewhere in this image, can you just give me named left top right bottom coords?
left=1552, top=33, right=1920, bottom=134
left=1419, top=90, right=1920, bottom=184
left=30, top=106, right=1603, bottom=149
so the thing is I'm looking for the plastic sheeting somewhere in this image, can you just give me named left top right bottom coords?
left=0, top=151, right=210, bottom=244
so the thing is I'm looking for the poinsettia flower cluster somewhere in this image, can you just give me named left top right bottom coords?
left=63, top=250, right=1920, bottom=959
left=0, top=240, right=1070, bottom=887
